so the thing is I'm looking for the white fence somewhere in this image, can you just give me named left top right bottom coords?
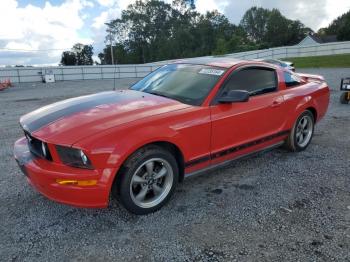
left=226, top=40, right=350, bottom=60
left=1, top=41, right=350, bottom=83
left=0, top=64, right=161, bottom=83
left=154, top=41, right=350, bottom=64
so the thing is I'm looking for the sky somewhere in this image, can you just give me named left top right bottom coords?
left=0, top=0, right=349, bottom=66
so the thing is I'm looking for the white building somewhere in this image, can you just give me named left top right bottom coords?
left=298, top=34, right=338, bottom=46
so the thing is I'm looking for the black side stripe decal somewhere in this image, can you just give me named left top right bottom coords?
left=185, top=130, right=290, bottom=168
left=184, top=155, right=211, bottom=168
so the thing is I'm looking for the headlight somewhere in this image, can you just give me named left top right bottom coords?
left=41, top=142, right=47, bottom=157
left=56, top=145, right=94, bottom=169
left=80, top=150, right=89, bottom=165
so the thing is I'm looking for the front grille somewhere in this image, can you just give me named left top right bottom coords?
left=24, top=130, right=52, bottom=161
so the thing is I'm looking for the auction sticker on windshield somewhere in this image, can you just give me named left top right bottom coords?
left=198, top=68, right=225, bottom=76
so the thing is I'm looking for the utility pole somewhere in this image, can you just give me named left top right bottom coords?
left=109, top=30, right=114, bottom=65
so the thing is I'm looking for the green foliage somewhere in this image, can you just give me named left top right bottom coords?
left=61, top=43, right=94, bottom=66
left=99, top=2, right=314, bottom=64
left=337, top=16, right=350, bottom=41
left=322, top=10, right=350, bottom=41
left=60, top=51, right=76, bottom=66
left=99, top=44, right=133, bottom=64
left=96, top=1, right=348, bottom=64
left=240, top=7, right=270, bottom=43
left=240, top=7, right=312, bottom=47
left=285, top=54, right=350, bottom=68
left=100, top=0, right=260, bottom=64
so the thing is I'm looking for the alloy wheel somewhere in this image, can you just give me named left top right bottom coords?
left=130, top=158, right=173, bottom=208
left=296, top=115, right=313, bottom=147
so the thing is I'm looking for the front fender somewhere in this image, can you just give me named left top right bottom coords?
left=107, top=125, right=183, bottom=168
left=74, top=123, right=183, bottom=169
left=72, top=123, right=184, bottom=196
left=73, top=106, right=211, bottom=191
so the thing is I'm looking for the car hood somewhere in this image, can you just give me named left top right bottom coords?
left=20, top=90, right=190, bottom=145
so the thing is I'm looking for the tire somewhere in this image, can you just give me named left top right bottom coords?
left=340, top=92, right=349, bottom=104
left=285, top=110, right=315, bottom=152
left=115, top=145, right=179, bottom=215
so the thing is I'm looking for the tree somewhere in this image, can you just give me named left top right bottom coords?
left=240, top=7, right=312, bottom=48
left=60, top=43, right=94, bottom=66
left=101, top=2, right=313, bottom=64
left=323, top=10, right=350, bottom=41
left=103, top=0, right=256, bottom=63
left=240, top=7, right=270, bottom=43
left=214, top=29, right=258, bottom=55
left=184, top=0, right=195, bottom=9
left=98, top=44, right=131, bottom=65
left=72, top=43, right=94, bottom=65
left=60, top=51, right=77, bottom=66
left=105, top=0, right=191, bottom=63
left=338, top=18, right=350, bottom=41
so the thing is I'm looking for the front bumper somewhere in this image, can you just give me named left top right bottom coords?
left=14, top=137, right=117, bottom=208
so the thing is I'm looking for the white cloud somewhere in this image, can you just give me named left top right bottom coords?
left=195, top=0, right=229, bottom=14
left=90, top=0, right=137, bottom=57
left=1, top=0, right=349, bottom=66
left=0, top=0, right=93, bottom=66
left=321, top=0, right=350, bottom=28
left=92, top=0, right=137, bottom=29
left=83, top=0, right=94, bottom=8
left=219, top=0, right=350, bottom=31
left=92, top=10, right=111, bottom=29
left=96, top=0, right=115, bottom=7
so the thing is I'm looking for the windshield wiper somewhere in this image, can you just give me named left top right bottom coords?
left=144, top=90, right=188, bottom=105
left=146, top=91, right=172, bottom=99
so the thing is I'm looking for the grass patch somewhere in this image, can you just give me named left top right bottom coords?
left=283, top=54, right=350, bottom=68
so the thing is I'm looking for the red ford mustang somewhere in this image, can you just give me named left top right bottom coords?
left=14, top=58, right=330, bottom=214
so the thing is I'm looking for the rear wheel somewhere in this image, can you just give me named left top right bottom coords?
left=115, top=145, right=178, bottom=215
left=285, top=110, right=314, bottom=152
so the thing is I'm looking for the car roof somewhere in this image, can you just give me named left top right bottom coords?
left=171, top=56, right=245, bottom=68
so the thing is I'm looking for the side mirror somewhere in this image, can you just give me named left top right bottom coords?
left=218, top=90, right=250, bottom=103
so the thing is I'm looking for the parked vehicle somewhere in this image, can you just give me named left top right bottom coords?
left=14, top=57, right=330, bottom=214
left=261, top=59, right=295, bottom=71
left=340, top=78, right=350, bottom=104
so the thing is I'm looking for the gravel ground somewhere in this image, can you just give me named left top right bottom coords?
left=0, top=69, right=349, bottom=261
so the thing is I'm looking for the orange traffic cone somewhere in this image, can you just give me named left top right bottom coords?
left=5, top=79, right=12, bottom=87
left=0, top=83, right=6, bottom=91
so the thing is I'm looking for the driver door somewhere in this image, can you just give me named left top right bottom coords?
left=210, top=66, right=286, bottom=165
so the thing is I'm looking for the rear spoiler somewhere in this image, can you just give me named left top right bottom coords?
left=297, top=73, right=325, bottom=83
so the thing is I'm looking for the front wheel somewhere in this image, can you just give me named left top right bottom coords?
left=285, top=110, right=315, bottom=152
left=115, top=145, right=178, bottom=215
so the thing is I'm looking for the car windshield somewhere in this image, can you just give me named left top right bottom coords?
left=130, top=64, right=226, bottom=106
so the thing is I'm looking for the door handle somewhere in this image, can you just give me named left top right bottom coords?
left=271, top=98, right=283, bottom=107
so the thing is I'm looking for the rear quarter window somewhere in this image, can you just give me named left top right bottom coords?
left=284, top=72, right=302, bottom=88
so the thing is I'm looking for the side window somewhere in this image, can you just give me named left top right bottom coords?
left=284, top=72, right=301, bottom=87
left=222, top=68, right=277, bottom=96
